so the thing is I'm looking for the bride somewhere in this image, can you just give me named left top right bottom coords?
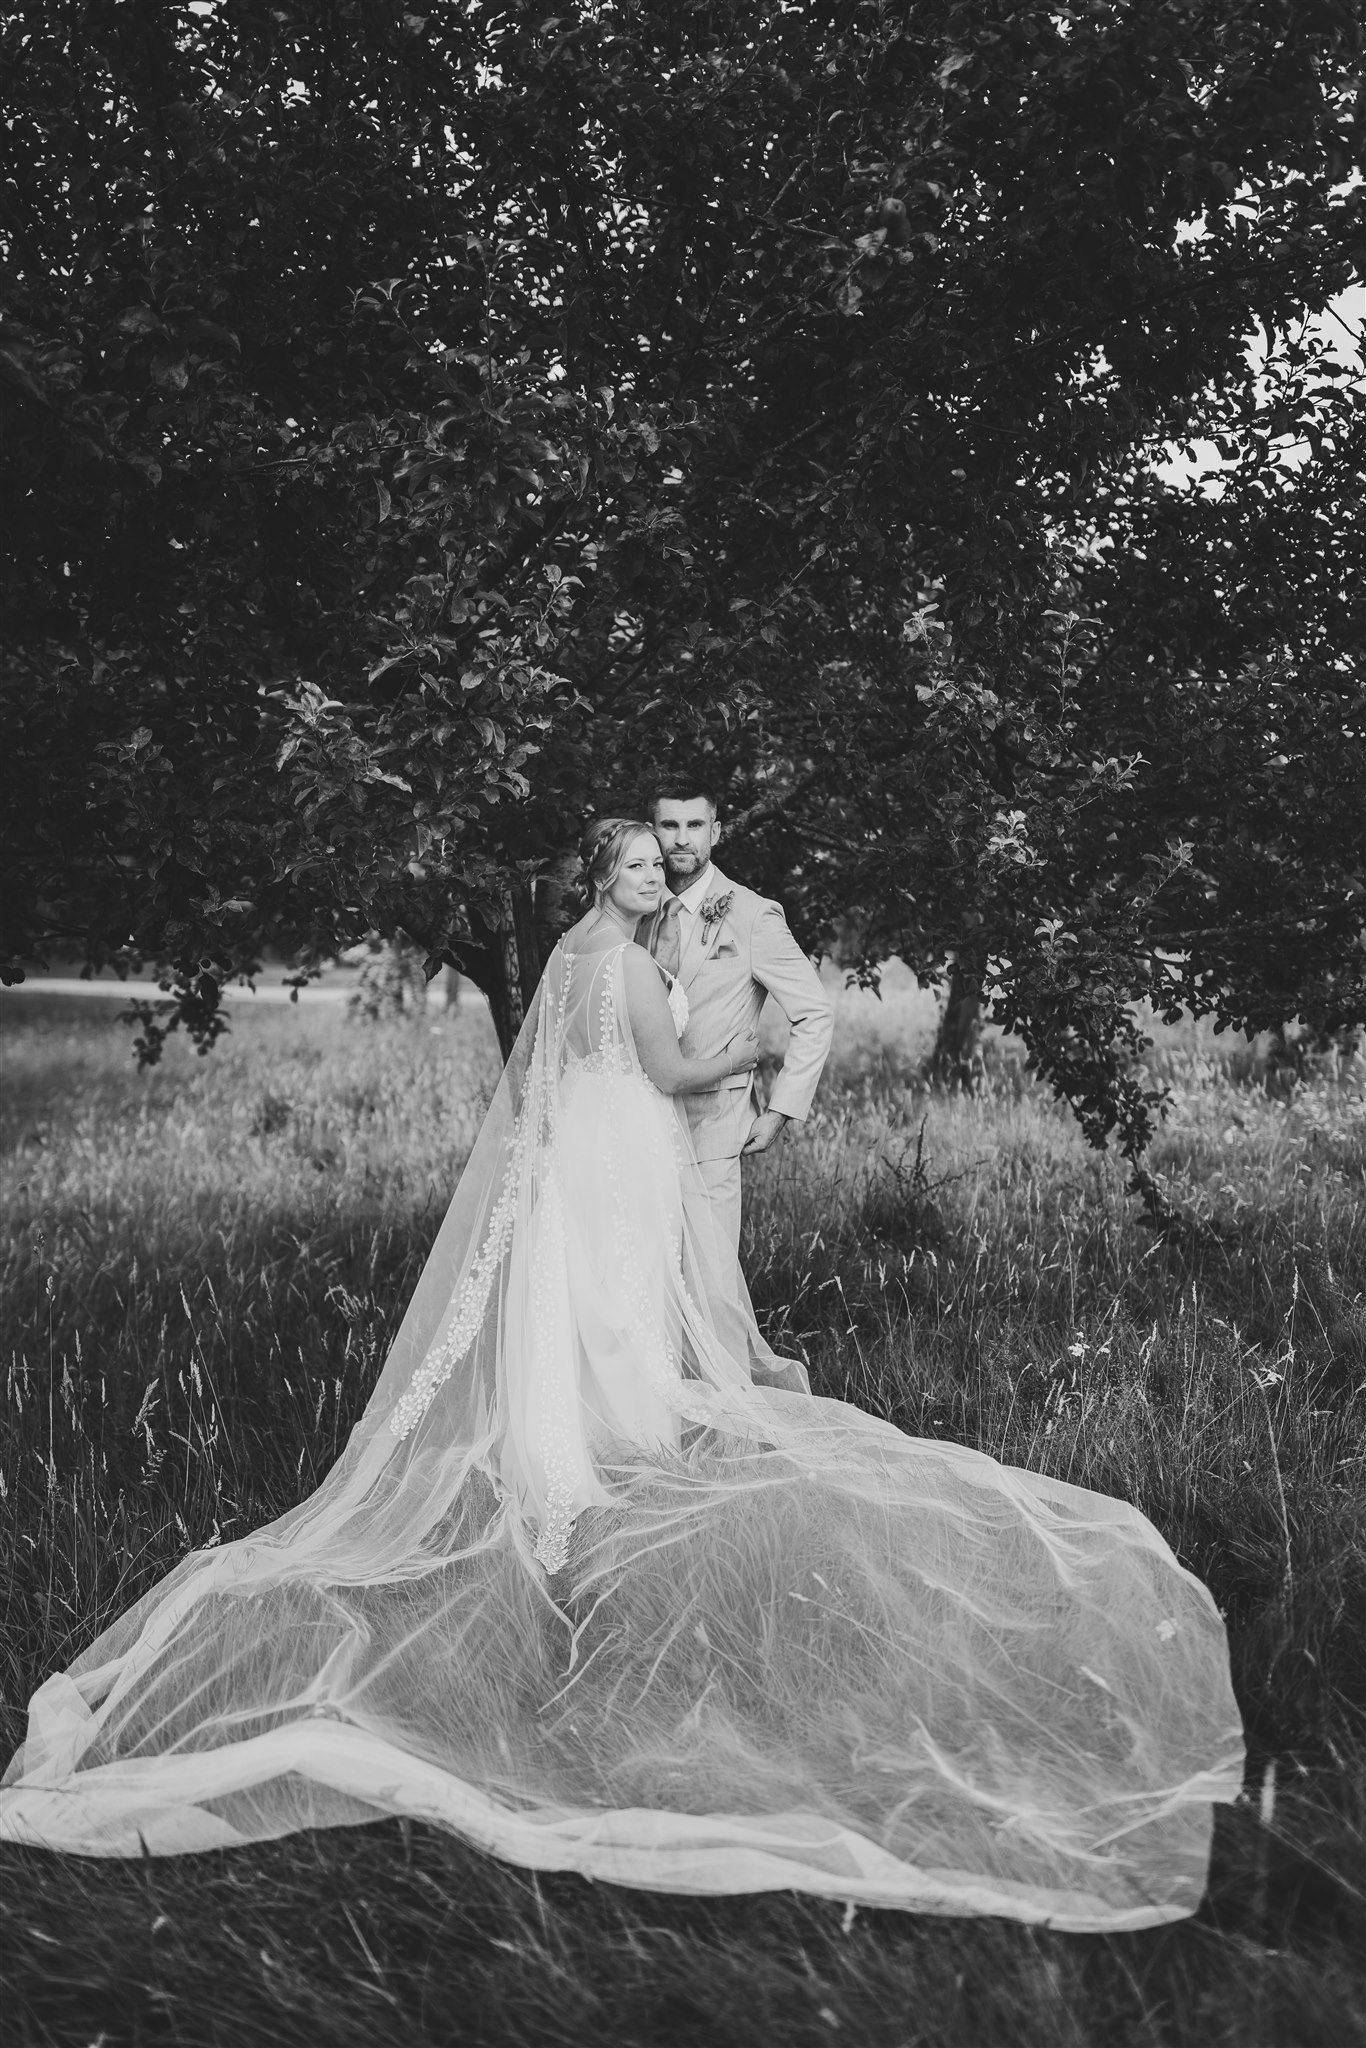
left=0, top=818, right=1244, bottom=1930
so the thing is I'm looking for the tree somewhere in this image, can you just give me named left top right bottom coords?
left=3, top=0, right=1362, bottom=1174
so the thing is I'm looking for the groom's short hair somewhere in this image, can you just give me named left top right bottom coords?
left=647, top=775, right=719, bottom=817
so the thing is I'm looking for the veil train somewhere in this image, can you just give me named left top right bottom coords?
left=0, top=941, right=1244, bottom=1930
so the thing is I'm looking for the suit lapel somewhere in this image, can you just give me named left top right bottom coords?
left=682, top=866, right=732, bottom=989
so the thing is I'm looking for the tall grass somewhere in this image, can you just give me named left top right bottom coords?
left=1, top=986, right=1363, bottom=2047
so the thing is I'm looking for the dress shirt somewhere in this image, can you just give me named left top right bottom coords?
left=669, top=862, right=716, bottom=973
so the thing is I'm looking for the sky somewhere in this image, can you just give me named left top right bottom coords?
left=1155, top=270, right=1364, bottom=496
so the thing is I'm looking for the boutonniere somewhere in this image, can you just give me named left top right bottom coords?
left=699, top=891, right=734, bottom=931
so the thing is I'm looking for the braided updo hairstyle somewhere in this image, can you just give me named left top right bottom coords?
left=579, top=817, right=658, bottom=907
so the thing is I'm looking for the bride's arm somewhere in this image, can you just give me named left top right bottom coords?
left=621, top=946, right=756, bottom=1096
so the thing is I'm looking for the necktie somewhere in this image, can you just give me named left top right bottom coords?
left=653, top=897, right=683, bottom=977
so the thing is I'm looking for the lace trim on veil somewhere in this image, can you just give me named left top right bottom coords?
left=388, top=950, right=571, bottom=1443
left=387, top=1162, right=519, bottom=1442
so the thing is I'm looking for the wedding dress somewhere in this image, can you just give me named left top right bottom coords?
left=0, top=940, right=1244, bottom=1929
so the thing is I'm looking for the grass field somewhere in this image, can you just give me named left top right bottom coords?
left=1, top=977, right=1363, bottom=2047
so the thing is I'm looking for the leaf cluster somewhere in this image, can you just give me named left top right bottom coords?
left=1, top=0, right=1362, bottom=1151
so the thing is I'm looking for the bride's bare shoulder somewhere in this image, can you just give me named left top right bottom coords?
left=619, top=941, right=669, bottom=1000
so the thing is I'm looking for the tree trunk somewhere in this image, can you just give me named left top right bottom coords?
left=932, top=950, right=985, bottom=1086
left=442, top=882, right=542, bottom=1060
left=486, top=879, right=542, bottom=1058
left=415, top=875, right=559, bottom=1061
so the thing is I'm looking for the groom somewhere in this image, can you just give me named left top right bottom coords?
left=643, top=779, right=834, bottom=1256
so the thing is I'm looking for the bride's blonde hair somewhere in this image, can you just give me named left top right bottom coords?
left=579, top=816, right=657, bottom=905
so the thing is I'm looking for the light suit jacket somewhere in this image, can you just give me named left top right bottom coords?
left=645, top=865, right=834, bottom=1162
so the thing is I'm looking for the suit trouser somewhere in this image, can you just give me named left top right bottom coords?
left=696, top=1152, right=743, bottom=1259
left=691, top=1147, right=805, bottom=1392
left=694, top=1151, right=762, bottom=1375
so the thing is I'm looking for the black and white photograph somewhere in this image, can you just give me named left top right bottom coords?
left=1, top=3, right=1363, bottom=2042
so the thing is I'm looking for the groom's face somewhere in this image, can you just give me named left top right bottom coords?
left=652, top=798, right=717, bottom=889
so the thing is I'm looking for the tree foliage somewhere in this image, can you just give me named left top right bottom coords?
left=2, top=0, right=1362, bottom=1169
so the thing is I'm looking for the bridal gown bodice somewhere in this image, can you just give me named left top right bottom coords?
left=0, top=937, right=1243, bottom=1932
left=560, top=959, right=689, bottom=1068
left=511, top=954, right=695, bottom=1570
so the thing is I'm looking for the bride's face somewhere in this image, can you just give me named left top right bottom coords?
left=604, top=831, right=667, bottom=920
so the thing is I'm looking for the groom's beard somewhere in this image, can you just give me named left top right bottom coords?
left=664, top=850, right=705, bottom=885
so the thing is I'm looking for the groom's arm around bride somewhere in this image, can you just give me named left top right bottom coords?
left=644, top=785, right=834, bottom=1257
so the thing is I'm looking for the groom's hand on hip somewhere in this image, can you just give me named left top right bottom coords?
left=741, top=1110, right=789, bottom=1156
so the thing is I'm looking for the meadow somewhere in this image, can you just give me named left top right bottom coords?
left=1, top=975, right=1363, bottom=2048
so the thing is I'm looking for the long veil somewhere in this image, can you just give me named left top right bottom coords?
left=1, top=943, right=1243, bottom=1930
